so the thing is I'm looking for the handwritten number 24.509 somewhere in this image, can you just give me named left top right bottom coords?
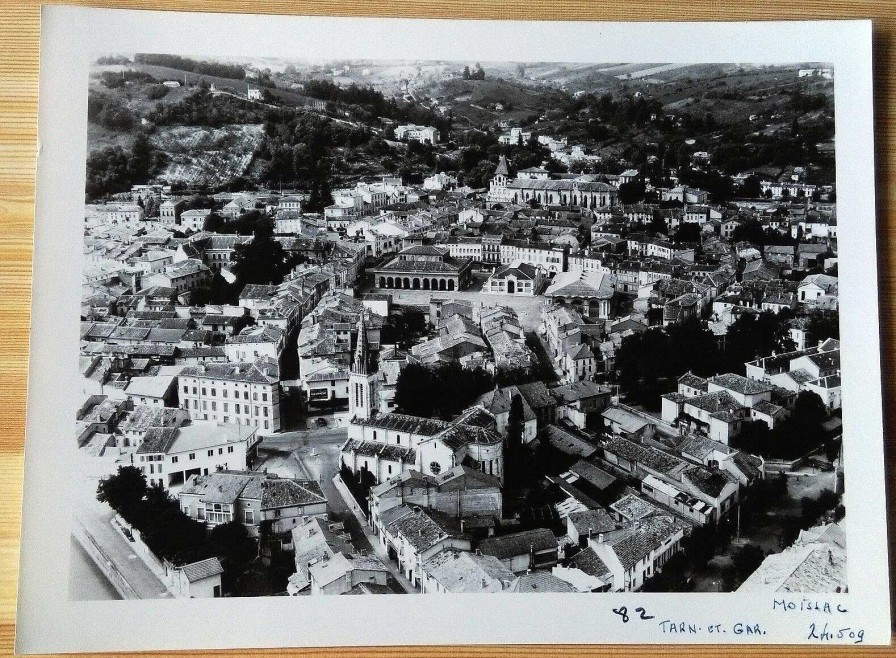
left=613, top=606, right=655, bottom=623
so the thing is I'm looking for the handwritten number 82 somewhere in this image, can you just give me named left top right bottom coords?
left=612, top=606, right=655, bottom=623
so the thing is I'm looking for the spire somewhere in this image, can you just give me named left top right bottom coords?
left=353, top=314, right=368, bottom=375
left=494, top=155, right=510, bottom=178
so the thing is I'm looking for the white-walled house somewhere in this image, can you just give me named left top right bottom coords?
left=133, top=421, right=260, bottom=490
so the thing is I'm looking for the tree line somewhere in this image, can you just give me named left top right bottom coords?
left=97, top=466, right=262, bottom=594
left=134, top=54, right=247, bottom=80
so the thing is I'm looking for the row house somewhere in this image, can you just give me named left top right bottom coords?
left=178, top=356, right=281, bottom=434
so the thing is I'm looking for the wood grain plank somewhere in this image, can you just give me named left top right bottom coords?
left=2, top=1, right=895, bottom=655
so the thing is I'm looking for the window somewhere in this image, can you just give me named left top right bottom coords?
left=264, top=420, right=269, bottom=430
left=182, top=385, right=188, bottom=393
left=207, top=450, right=214, bottom=457
left=218, top=448, right=223, bottom=455
left=262, top=393, right=268, bottom=402
left=223, top=390, right=228, bottom=398
left=245, top=509, right=254, bottom=524
left=253, top=392, right=258, bottom=401
left=234, top=403, right=240, bottom=414
left=263, top=407, right=268, bottom=417
left=172, top=456, right=178, bottom=464
left=244, top=392, right=249, bottom=400
left=211, top=402, right=216, bottom=411
left=202, top=388, right=207, bottom=396
left=223, top=403, right=228, bottom=412
left=274, top=509, right=281, bottom=518
left=205, top=503, right=232, bottom=524
left=189, top=452, right=196, bottom=460
left=227, top=446, right=234, bottom=453
left=192, top=387, right=197, bottom=394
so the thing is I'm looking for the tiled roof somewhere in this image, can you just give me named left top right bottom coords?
left=478, top=528, right=558, bottom=560
left=422, top=548, right=513, bottom=593
left=179, top=356, right=279, bottom=385
left=682, top=390, right=743, bottom=416
left=568, top=508, right=619, bottom=536
left=710, top=373, right=773, bottom=395
left=389, top=506, right=463, bottom=552
left=343, top=438, right=416, bottom=464
left=351, top=413, right=450, bottom=437
left=606, top=515, right=683, bottom=571
left=602, top=436, right=686, bottom=475
left=568, top=461, right=617, bottom=491
left=683, top=466, right=735, bottom=499
left=677, top=435, right=734, bottom=461
left=570, top=545, right=612, bottom=579
left=508, top=571, right=577, bottom=593
left=678, top=372, right=709, bottom=392
left=551, top=380, right=610, bottom=404
left=610, top=493, right=661, bottom=522
left=545, top=269, right=615, bottom=300
left=179, top=557, right=223, bottom=582
left=539, top=425, right=598, bottom=458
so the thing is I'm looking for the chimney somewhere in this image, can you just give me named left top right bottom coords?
left=597, top=533, right=604, bottom=544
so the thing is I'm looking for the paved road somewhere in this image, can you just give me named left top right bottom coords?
left=286, top=434, right=417, bottom=593
left=73, top=489, right=171, bottom=600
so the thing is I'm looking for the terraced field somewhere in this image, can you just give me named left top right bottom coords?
left=151, top=123, right=263, bottom=187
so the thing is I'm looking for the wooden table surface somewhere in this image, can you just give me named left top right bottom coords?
left=1, top=1, right=895, bottom=655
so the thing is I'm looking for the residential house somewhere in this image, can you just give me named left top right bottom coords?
left=134, top=421, right=260, bottom=490
left=477, top=528, right=560, bottom=574
left=179, top=470, right=327, bottom=537
left=420, top=548, right=514, bottom=593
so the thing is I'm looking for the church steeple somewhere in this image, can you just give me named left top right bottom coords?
left=353, top=314, right=368, bottom=375
left=495, top=155, right=510, bottom=177
left=349, top=313, right=377, bottom=421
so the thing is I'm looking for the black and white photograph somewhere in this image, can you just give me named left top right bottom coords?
left=16, top=8, right=888, bottom=652
left=75, top=54, right=844, bottom=600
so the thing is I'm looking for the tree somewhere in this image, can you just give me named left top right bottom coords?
left=208, top=520, right=257, bottom=567
left=672, top=223, right=701, bottom=244
left=738, top=174, right=763, bottom=199
left=462, top=66, right=471, bottom=80
left=721, top=311, right=795, bottom=373
left=96, top=466, right=147, bottom=518
left=807, top=313, right=839, bottom=342
left=730, top=419, right=773, bottom=456
left=732, top=544, right=766, bottom=582
left=231, top=234, right=289, bottom=286
left=618, top=181, right=646, bottom=204
left=507, top=394, right=524, bottom=447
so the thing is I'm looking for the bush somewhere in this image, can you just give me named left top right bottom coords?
left=146, top=84, right=170, bottom=100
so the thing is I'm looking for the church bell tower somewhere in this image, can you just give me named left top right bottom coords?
left=348, top=315, right=377, bottom=420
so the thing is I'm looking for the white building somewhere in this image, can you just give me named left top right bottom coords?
left=394, top=124, right=439, bottom=144
left=133, top=421, right=260, bottom=490
left=178, top=356, right=281, bottom=434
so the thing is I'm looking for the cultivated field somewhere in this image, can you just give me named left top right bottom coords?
left=151, top=123, right=264, bottom=187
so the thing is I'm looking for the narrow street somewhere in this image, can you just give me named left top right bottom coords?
left=257, top=429, right=416, bottom=593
